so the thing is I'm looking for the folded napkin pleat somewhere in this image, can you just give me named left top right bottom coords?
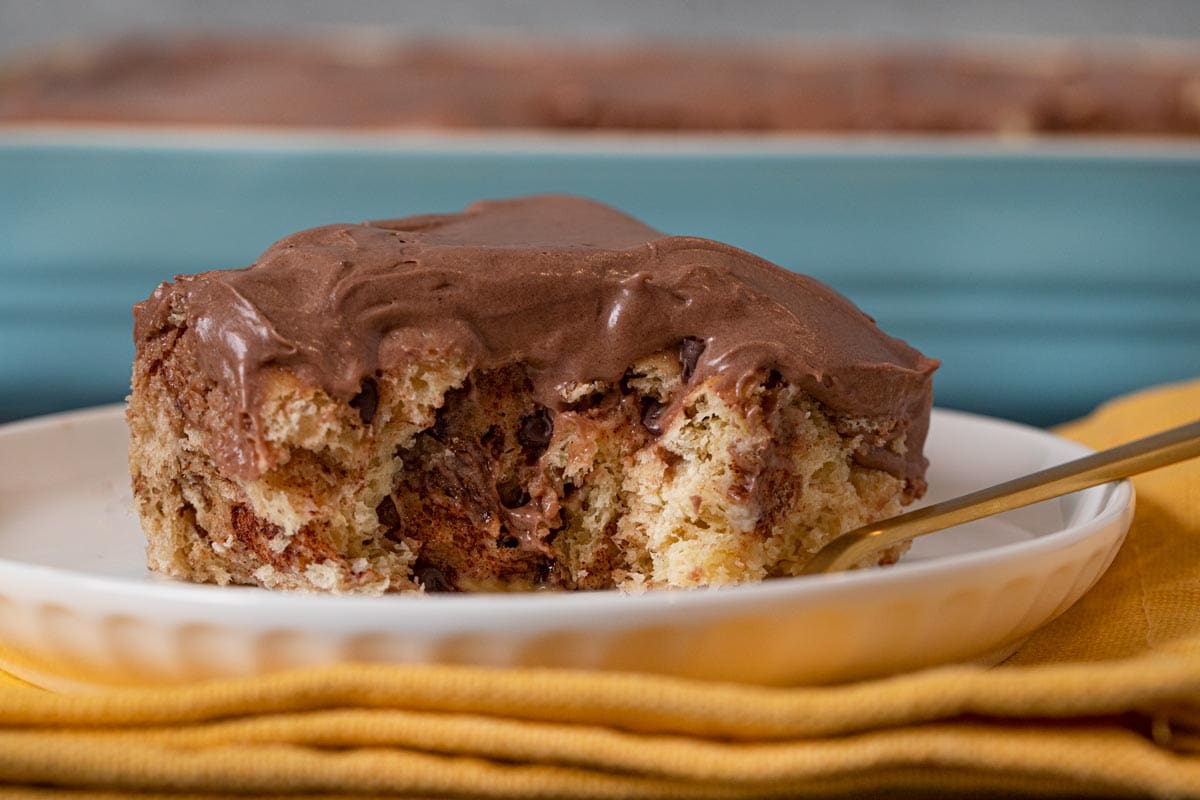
left=2, top=652, right=1200, bottom=743
left=1, top=722, right=1198, bottom=798
left=3, top=657, right=1200, bottom=739
left=1156, top=705, right=1200, bottom=754
left=2, top=378, right=1199, bottom=798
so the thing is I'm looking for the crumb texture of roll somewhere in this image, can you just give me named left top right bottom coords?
left=127, top=195, right=935, bottom=593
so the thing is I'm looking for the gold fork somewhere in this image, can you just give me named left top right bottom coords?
left=802, top=418, right=1200, bottom=575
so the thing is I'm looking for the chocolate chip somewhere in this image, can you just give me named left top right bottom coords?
left=480, top=426, right=504, bottom=457
left=517, top=407, right=553, bottom=450
left=642, top=399, right=667, bottom=436
left=497, top=532, right=520, bottom=549
left=413, top=559, right=455, bottom=592
left=428, top=410, right=450, bottom=442
left=350, top=377, right=378, bottom=424
left=679, top=337, right=706, bottom=383
left=497, top=478, right=531, bottom=509
left=534, top=558, right=560, bottom=587
left=375, top=495, right=402, bottom=531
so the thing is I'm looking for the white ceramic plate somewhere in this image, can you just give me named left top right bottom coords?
left=0, top=405, right=1132, bottom=689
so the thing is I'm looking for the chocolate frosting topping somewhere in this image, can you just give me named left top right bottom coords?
left=134, top=195, right=936, bottom=481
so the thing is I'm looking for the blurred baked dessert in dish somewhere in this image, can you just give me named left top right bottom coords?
left=127, top=195, right=936, bottom=593
left=3, top=37, right=1199, bottom=135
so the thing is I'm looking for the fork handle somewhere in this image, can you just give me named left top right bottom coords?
left=802, top=418, right=1200, bottom=575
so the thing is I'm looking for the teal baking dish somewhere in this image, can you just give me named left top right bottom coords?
left=1, top=131, right=1197, bottom=426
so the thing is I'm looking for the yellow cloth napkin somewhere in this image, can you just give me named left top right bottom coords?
left=2, top=380, right=1199, bottom=798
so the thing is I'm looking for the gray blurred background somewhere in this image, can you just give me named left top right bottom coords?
left=2, top=0, right=1200, bottom=54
